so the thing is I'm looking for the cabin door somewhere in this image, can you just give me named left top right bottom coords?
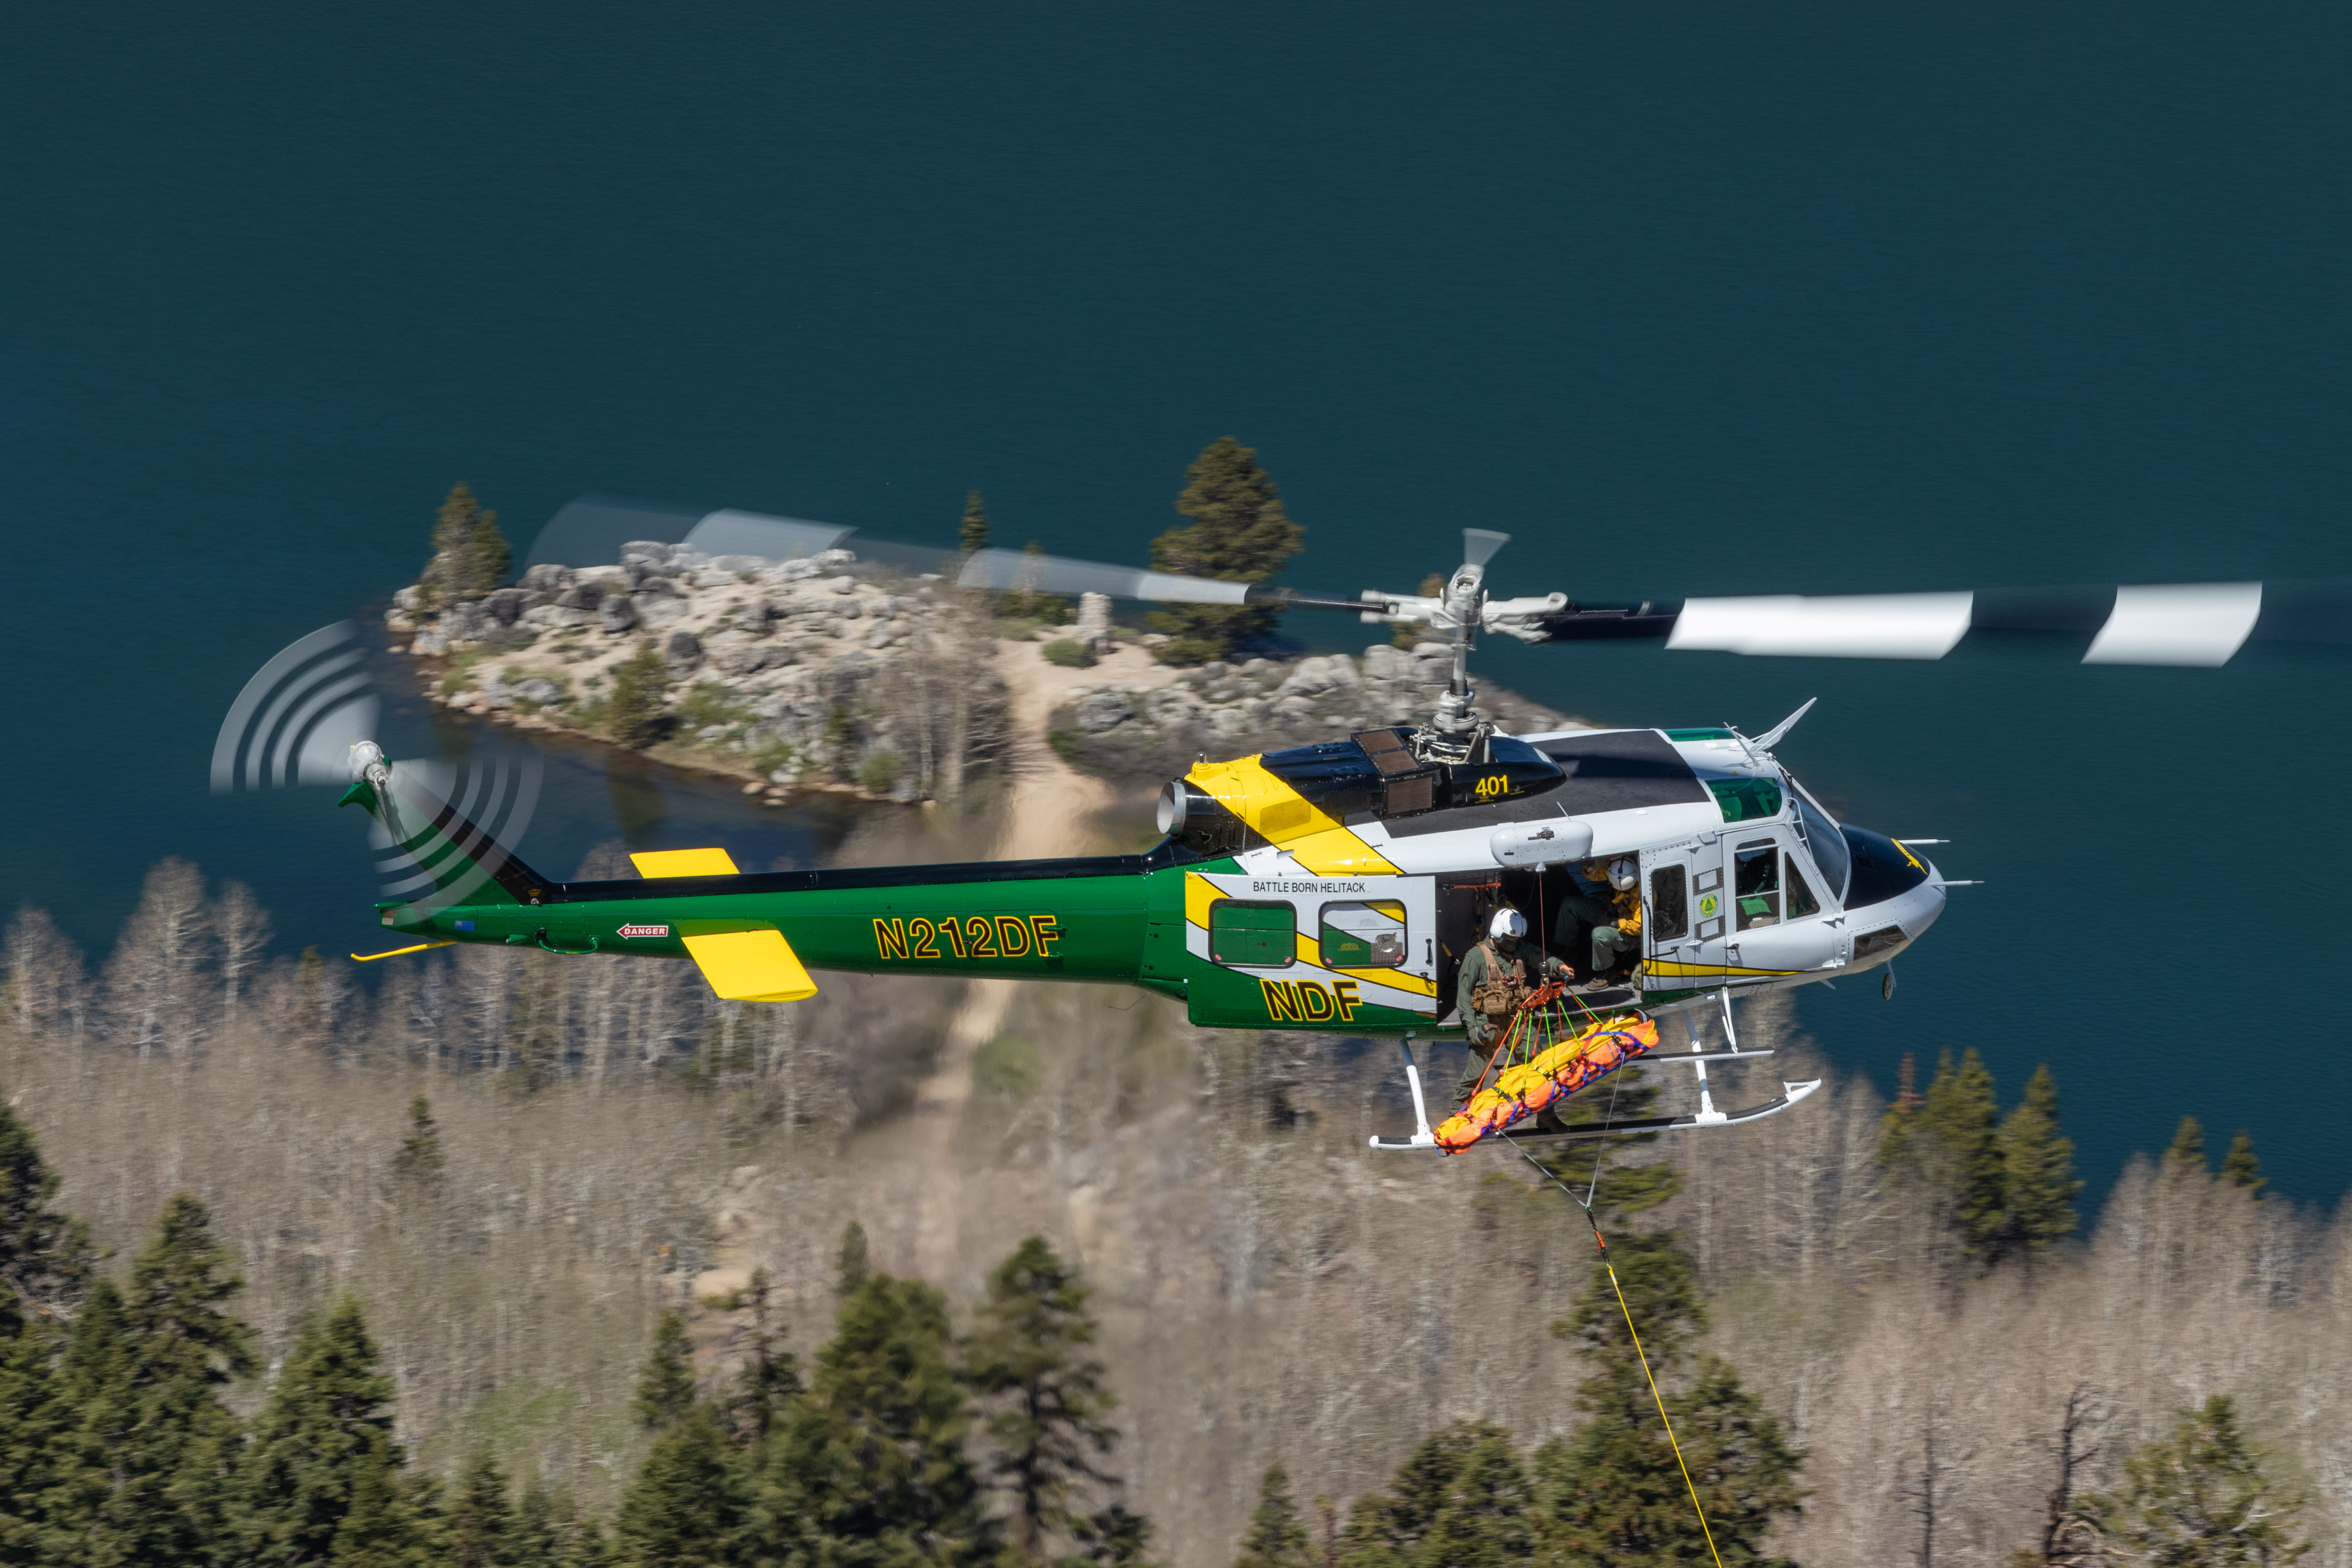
left=1642, top=839, right=1728, bottom=991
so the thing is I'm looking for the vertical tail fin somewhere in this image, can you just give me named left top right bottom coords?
left=341, top=744, right=551, bottom=910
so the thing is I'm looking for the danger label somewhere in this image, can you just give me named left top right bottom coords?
left=617, top=924, right=672, bottom=939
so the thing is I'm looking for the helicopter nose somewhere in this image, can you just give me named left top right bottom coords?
left=1836, top=823, right=1946, bottom=960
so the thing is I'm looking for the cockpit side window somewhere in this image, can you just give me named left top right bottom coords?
left=1786, top=858, right=1820, bottom=918
left=1791, top=786, right=1850, bottom=902
left=1734, top=840, right=1781, bottom=929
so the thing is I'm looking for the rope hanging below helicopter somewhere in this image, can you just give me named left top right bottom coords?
left=1500, top=1129, right=1729, bottom=1568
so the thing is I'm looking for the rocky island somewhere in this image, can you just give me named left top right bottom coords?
left=382, top=464, right=1584, bottom=810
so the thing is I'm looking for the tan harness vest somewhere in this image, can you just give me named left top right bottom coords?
left=1469, top=938, right=1527, bottom=1025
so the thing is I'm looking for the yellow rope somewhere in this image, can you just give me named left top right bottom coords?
left=1501, top=1131, right=1727, bottom=1568
left=1603, top=1257, right=1726, bottom=1568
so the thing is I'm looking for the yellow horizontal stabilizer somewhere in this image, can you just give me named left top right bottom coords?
left=631, top=847, right=742, bottom=878
left=683, top=930, right=817, bottom=1002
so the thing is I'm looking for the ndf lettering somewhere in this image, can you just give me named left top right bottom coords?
left=1258, top=977, right=1360, bottom=1023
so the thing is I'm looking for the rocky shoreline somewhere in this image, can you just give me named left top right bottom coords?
left=386, top=541, right=1585, bottom=805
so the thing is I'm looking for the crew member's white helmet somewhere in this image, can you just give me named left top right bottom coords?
left=1489, top=908, right=1528, bottom=941
left=1608, top=857, right=1638, bottom=891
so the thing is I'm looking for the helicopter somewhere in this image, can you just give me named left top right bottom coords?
left=214, top=506, right=2334, bottom=1154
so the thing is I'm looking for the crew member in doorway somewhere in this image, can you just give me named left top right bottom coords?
left=1551, top=859, right=1617, bottom=978
left=1454, top=907, right=1568, bottom=1106
left=1586, top=856, right=1643, bottom=988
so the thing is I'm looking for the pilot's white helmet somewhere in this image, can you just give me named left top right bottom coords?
left=1608, top=857, right=1638, bottom=891
left=1489, top=908, right=1528, bottom=941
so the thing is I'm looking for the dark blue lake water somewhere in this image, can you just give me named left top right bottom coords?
left=7, top=3, right=2350, bottom=1199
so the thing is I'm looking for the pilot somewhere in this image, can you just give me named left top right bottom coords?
left=1454, top=907, right=1569, bottom=1106
left=1585, top=856, right=1643, bottom=987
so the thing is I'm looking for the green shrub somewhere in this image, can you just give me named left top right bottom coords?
left=607, top=641, right=673, bottom=748
left=971, top=1036, right=1041, bottom=1098
left=857, top=750, right=901, bottom=795
left=1041, top=639, right=1096, bottom=669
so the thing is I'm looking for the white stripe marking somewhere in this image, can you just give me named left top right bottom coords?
left=1668, top=593, right=1975, bottom=659
left=2082, top=582, right=2261, bottom=666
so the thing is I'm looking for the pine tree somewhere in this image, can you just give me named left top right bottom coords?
left=388, top=1096, right=447, bottom=1196
left=1421, top=1432, right=1533, bottom=1567
left=606, top=641, right=673, bottom=749
left=324, top=1445, right=430, bottom=1567
left=420, top=482, right=513, bottom=607
left=614, top=1405, right=747, bottom=1568
left=0, top=1101, right=94, bottom=1322
left=2076, top=1396, right=2307, bottom=1565
left=634, top=1311, right=696, bottom=1432
left=2166, top=1115, right=2208, bottom=1177
left=1999, top=1065, right=2082, bottom=1256
left=967, top=1236, right=1121, bottom=1561
left=1234, top=1463, right=1312, bottom=1568
left=1880, top=1049, right=2008, bottom=1266
left=50, top=1197, right=258, bottom=1565
left=449, top=1450, right=520, bottom=1568
left=835, top=1220, right=868, bottom=1296
left=2220, top=1133, right=2267, bottom=1199
left=769, top=1270, right=989, bottom=1562
left=0, top=1302, right=67, bottom=1559
left=237, top=1296, right=411, bottom=1565
left=959, top=490, right=991, bottom=554
left=514, top=1481, right=560, bottom=1568
left=1147, top=437, right=1305, bottom=664
left=1067, top=1503, right=1158, bottom=1566
left=1337, top=1420, right=1505, bottom=1565
left=1536, top=1231, right=1804, bottom=1566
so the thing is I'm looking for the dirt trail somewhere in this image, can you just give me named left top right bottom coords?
left=894, top=640, right=1179, bottom=1275
left=694, top=638, right=1185, bottom=1303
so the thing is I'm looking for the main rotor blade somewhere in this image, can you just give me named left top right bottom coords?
left=1524, top=581, right=2352, bottom=666
left=1462, top=529, right=1510, bottom=567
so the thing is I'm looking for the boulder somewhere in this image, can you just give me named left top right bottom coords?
left=598, top=595, right=638, bottom=632
left=514, top=678, right=562, bottom=706
left=556, top=580, right=605, bottom=610
left=1073, top=691, right=1135, bottom=733
left=521, top=563, right=575, bottom=594
left=620, top=541, right=675, bottom=564
left=665, top=630, right=704, bottom=671
left=446, top=600, right=495, bottom=643
left=483, top=587, right=530, bottom=626
left=409, top=628, right=449, bottom=656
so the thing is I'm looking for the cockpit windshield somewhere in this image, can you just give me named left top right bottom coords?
left=1789, top=782, right=1851, bottom=902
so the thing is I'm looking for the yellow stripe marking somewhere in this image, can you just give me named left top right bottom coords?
left=348, top=941, right=456, bottom=963
left=1184, top=873, right=1222, bottom=931
left=1183, top=755, right=1400, bottom=876
left=632, top=847, right=742, bottom=877
left=1644, top=960, right=1801, bottom=979
left=683, top=929, right=818, bottom=1001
